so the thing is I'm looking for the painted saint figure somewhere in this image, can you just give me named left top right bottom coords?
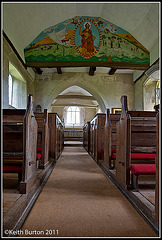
left=79, top=22, right=96, bottom=55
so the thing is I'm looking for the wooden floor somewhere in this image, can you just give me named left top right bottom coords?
left=107, top=169, right=155, bottom=204
left=2, top=143, right=157, bottom=234
left=3, top=169, right=42, bottom=217
left=136, top=175, right=156, bottom=205
left=3, top=173, right=21, bottom=216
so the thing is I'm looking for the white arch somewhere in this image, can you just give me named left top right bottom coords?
left=46, top=80, right=106, bottom=112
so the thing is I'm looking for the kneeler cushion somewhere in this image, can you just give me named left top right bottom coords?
left=130, top=164, right=156, bottom=176
left=37, top=147, right=42, bottom=152
left=131, top=153, right=156, bottom=160
left=111, top=149, right=116, bottom=153
left=111, top=153, right=156, bottom=160
left=3, top=165, right=22, bottom=173
left=37, top=148, right=51, bottom=152
left=36, top=153, right=41, bottom=160
left=112, top=153, right=116, bottom=159
left=4, top=154, right=42, bottom=160
left=3, top=156, right=23, bottom=159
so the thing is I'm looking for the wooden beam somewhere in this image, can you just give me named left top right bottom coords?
left=35, top=68, right=43, bottom=74
left=89, top=66, right=96, bottom=76
left=57, top=67, right=62, bottom=74
left=108, top=68, right=116, bottom=75
left=25, top=61, right=150, bottom=71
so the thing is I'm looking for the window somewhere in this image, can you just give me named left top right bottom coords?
left=67, top=106, right=80, bottom=125
left=8, top=74, right=13, bottom=105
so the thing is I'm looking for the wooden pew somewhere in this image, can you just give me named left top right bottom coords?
left=89, top=114, right=106, bottom=162
left=115, top=95, right=157, bottom=190
left=83, top=122, right=90, bottom=152
left=104, top=109, right=120, bottom=169
left=3, top=94, right=38, bottom=194
left=155, top=112, right=159, bottom=223
left=48, top=113, right=64, bottom=162
left=34, top=109, right=49, bottom=169
left=56, top=115, right=64, bottom=158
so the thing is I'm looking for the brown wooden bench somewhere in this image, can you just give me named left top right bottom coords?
left=35, top=109, right=49, bottom=169
left=115, top=95, right=158, bottom=190
left=155, top=112, right=159, bottom=223
left=89, top=113, right=106, bottom=162
left=3, top=94, right=38, bottom=194
left=104, top=109, right=120, bottom=169
left=48, top=113, right=64, bottom=162
left=83, top=122, right=90, bottom=152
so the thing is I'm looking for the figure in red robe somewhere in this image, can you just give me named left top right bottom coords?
left=79, top=22, right=95, bottom=53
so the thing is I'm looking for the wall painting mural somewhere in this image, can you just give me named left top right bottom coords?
left=24, top=16, right=150, bottom=64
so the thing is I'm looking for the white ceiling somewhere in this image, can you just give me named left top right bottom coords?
left=59, top=86, right=92, bottom=96
left=52, top=85, right=99, bottom=107
left=2, top=2, right=160, bottom=97
left=2, top=2, right=160, bottom=61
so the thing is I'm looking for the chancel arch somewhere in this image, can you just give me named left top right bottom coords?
left=45, top=79, right=106, bottom=113
left=47, top=83, right=105, bottom=125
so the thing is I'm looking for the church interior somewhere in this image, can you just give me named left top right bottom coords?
left=2, top=2, right=160, bottom=238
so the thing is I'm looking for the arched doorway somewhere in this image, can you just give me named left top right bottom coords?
left=49, top=85, right=101, bottom=142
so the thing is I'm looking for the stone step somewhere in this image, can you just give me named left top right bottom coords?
left=64, top=141, right=83, bottom=147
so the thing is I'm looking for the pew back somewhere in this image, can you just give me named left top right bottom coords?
left=89, top=114, right=106, bottom=162
left=116, top=95, right=158, bottom=189
left=110, top=114, right=121, bottom=151
left=83, top=122, right=90, bottom=152
left=48, top=113, right=64, bottom=161
left=34, top=109, right=49, bottom=169
left=3, top=95, right=38, bottom=194
left=104, top=109, right=120, bottom=168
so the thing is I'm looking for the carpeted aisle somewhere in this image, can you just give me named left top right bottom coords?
left=20, top=146, right=157, bottom=237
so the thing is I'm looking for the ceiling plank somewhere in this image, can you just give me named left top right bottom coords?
left=35, top=68, right=43, bottom=74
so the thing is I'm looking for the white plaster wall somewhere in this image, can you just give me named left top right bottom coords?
left=34, top=72, right=134, bottom=113
left=143, top=81, right=156, bottom=111
left=2, top=53, right=9, bottom=108
left=134, top=74, right=147, bottom=110
left=85, top=107, right=97, bottom=122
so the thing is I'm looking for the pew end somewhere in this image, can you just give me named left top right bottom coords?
left=3, top=94, right=38, bottom=194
